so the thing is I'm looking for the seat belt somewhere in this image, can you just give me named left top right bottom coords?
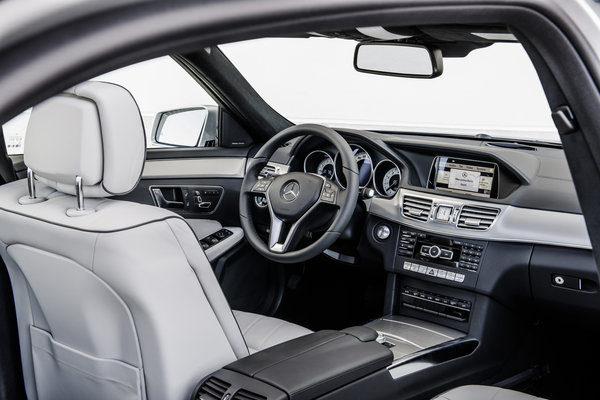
left=0, top=127, right=16, bottom=183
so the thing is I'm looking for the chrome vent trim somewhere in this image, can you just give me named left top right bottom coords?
left=402, top=195, right=433, bottom=222
left=457, top=205, right=500, bottom=230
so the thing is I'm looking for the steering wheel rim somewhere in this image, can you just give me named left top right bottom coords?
left=240, top=124, right=359, bottom=263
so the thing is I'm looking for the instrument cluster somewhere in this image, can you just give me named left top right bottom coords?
left=303, top=143, right=402, bottom=198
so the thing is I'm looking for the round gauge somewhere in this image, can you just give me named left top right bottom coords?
left=334, top=144, right=373, bottom=189
left=304, top=150, right=335, bottom=180
left=374, top=159, right=402, bottom=198
left=316, top=157, right=335, bottom=180
left=382, top=168, right=400, bottom=196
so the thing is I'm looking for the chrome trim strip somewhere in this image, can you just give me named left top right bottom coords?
left=142, top=158, right=246, bottom=179
left=27, top=168, right=36, bottom=199
left=380, top=318, right=456, bottom=340
left=369, top=188, right=592, bottom=250
left=75, top=175, right=84, bottom=211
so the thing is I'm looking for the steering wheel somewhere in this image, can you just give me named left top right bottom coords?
left=240, top=124, right=359, bottom=263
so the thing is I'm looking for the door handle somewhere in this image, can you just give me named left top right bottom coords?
left=151, top=188, right=184, bottom=208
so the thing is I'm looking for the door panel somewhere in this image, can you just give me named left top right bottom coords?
left=116, top=176, right=243, bottom=227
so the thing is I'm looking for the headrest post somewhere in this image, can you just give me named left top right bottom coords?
left=27, top=168, right=36, bottom=199
left=75, top=176, right=84, bottom=211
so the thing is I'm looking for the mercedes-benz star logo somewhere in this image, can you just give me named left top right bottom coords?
left=281, top=181, right=300, bottom=201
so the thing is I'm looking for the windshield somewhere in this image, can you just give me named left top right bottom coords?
left=221, top=37, right=559, bottom=143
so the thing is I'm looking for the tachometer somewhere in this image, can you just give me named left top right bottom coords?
left=374, top=159, right=401, bottom=198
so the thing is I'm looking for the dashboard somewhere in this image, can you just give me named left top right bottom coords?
left=258, top=127, right=598, bottom=326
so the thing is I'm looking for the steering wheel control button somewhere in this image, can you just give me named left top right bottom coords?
left=320, top=185, right=337, bottom=203
left=375, top=224, right=392, bottom=241
left=281, top=180, right=300, bottom=202
left=252, top=179, right=272, bottom=192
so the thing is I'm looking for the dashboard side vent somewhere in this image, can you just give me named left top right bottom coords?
left=195, top=377, right=231, bottom=400
left=233, top=389, right=267, bottom=400
left=457, top=205, right=500, bottom=230
left=402, top=195, right=433, bottom=222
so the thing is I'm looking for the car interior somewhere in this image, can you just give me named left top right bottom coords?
left=1, top=4, right=600, bottom=400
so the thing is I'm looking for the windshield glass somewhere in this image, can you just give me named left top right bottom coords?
left=221, top=37, right=559, bottom=143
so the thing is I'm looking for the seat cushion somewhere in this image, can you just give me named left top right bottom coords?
left=233, top=310, right=312, bottom=354
left=433, top=385, right=546, bottom=400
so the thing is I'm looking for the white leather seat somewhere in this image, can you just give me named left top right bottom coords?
left=433, top=385, right=546, bottom=400
left=233, top=310, right=312, bottom=354
left=0, top=81, right=311, bottom=400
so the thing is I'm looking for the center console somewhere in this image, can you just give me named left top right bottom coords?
left=191, top=327, right=393, bottom=400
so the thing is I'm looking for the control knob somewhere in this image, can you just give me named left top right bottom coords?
left=429, top=245, right=441, bottom=258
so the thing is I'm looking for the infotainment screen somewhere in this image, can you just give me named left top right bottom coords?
left=431, top=157, right=498, bottom=198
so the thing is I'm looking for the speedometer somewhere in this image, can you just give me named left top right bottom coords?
left=374, top=159, right=401, bottom=198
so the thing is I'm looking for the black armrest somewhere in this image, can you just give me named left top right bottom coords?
left=194, top=327, right=393, bottom=400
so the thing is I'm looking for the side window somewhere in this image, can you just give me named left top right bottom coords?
left=2, top=56, right=218, bottom=155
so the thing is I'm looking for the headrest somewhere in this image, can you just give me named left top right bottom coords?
left=24, top=81, right=146, bottom=197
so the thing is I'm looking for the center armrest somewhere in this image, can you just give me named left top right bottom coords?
left=192, top=327, right=393, bottom=400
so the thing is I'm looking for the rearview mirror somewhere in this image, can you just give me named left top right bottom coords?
left=354, top=43, right=443, bottom=78
left=152, top=107, right=208, bottom=147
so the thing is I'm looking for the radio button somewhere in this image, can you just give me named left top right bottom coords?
left=440, top=249, right=453, bottom=259
left=446, top=272, right=456, bottom=281
left=454, top=273, right=465, bottom=283
left=403, top=261, right=411, bottom=270
left=418, top=265, right=428, bottom=274
left=437, top=270, right=447, bottom=279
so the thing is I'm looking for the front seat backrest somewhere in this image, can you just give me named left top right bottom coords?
left=0, top=82, right=249, bottom=400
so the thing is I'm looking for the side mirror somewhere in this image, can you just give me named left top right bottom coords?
left=152, top=107, right=209, bottom=147
left=354, top=42, right=443, bottom=78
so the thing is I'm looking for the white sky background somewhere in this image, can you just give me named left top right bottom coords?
left=3, top=37, right=559, bottom=154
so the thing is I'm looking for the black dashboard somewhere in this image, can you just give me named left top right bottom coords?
left=261, top=128, right=598, bottom=330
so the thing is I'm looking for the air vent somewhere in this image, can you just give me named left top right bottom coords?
left=195, top=377, right=231, bottom=400
left=233, top=389, right=267, bottom=400
left=402, top=195, right=433, bottom=222
left=457, top=205, right=500, bottom=230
